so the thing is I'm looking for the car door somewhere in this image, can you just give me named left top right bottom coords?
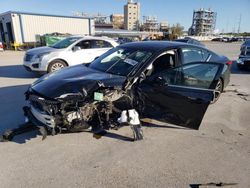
left=137, top=62, right=223, bottom=130
left=89, top=40, right=114, bottom=60
left=68, top=40, right=94, bottom=65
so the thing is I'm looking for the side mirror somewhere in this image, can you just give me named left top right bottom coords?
left=138, top=72, right=146, bottom=83
left=154, top=76, right=167, bottom=86
left=140, top=72, right=146, bottom=80
left=72, top=46, right=81, bottom=52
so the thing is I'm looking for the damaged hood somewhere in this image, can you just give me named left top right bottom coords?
left=30, top=65, right=126, bottom=99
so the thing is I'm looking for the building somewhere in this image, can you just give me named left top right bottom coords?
left=0, top=11, right=95, bottom=47
left=124, top=0, right=140, bottom=31
left=110, top=14, right=124, bottom=29
left=188, top=8, right=216, bottom=36
left=95, top=28, right=163, bottom=41
left=142, top=16, right=159, bottom=32
left=160, top=22, right=169, bottom=32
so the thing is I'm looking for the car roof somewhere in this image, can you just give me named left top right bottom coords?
left=69, top=35, right=116, bottom=42
left=119, top=41, right=206, bottom=52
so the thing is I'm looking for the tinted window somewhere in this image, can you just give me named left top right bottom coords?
left=51, top=37, right=81, bottom=49
left=91, top=40, right=113, bottom=48
left=181, top=48, right=210, bottom=64
left=75, top=40, right=91, bottom=49
left=159, top=63, right=220, bottom=89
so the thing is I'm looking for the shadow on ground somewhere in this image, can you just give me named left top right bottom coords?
left=0, top=84, right=30, bottom=134
left=0, top=65, right=41, bottom=78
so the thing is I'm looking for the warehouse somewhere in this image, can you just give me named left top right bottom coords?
left=0, top=11, right=95, bottom=48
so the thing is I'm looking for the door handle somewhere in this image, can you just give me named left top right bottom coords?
left=188, top=97, right=203, bottom=104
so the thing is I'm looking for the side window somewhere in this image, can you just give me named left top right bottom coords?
left=91, top=40, right=113, bottom=48
left=159, top=63, right=220, bottom=89
left=181, top=48, right=210, bottom=64
left=75, top=40, right=91, bottom=49
left=146, top=50, right=176, bottom=76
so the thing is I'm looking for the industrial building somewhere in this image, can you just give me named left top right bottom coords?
left=124, top=0, right=140, bottom=30
left=142, top=16, right=159, bottom=32
left=189, top=8, right=217, bottom=36
left=0, top=11, right=95, bottom=47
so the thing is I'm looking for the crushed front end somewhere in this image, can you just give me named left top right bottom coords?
left=22, top=84, right=143, bottom=141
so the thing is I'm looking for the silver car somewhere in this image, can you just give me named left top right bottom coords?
left=23, top=36, right=119, bottom=73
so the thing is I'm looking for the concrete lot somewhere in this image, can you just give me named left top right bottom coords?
left=0, top=42, right=250, bottom=188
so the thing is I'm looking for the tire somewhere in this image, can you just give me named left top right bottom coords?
left=47, top=60, right=67, bottom=73
left=213, top=78, right=223, bottom=103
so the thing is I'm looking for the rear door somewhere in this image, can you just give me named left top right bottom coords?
left=138, top=62, right=223, bottom=129
left=89, top=40, right=114, bottom=59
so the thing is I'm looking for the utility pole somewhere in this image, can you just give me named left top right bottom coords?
left=237, top=14, right=242, bottom=34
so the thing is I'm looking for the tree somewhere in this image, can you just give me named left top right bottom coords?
left=170, top=23, right=184, bottom=39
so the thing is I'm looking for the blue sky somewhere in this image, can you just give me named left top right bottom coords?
left=0, top=0, right=249, bottom=32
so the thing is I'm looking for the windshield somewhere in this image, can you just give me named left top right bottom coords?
left=51, top=37, right=81, bottom=49
left=89, top=47, right=153, bottom=76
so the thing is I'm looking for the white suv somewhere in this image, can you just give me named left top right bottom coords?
left=23, top=36, right=119, bottom=73
left=0, top=40, right=3, bottom=51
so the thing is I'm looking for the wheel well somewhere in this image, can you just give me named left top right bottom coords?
left=47, top=59, right=69, bottom=71
left=49, top=59, right=69, bottom=67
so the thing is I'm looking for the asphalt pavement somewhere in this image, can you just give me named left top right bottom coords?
left=0, top=42, right=249, bottom=188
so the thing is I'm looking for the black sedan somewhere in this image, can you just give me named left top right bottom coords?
left=237, top=40, right=250, bottom=70
left=3, top=41, right=232, bottom=141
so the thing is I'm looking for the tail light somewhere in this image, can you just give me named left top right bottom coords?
left=226, top=61, right=233, bottom=66
left=0, top=43, right=3, bottom=49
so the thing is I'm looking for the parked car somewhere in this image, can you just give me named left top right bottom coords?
left=211, top=37, right=230, bottom=42
left=174, top=37, right=205, bottom=47
left=0, top=40, right=3, bottom=51
left=0, top=41, right=230, bottom=142
left=23, top=36, right=119, bottom=73
left=237, top=40, right=250, bottom=70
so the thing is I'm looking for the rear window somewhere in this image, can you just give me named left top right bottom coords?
left=181, top=48, right=210, bottom=64
left=91, top=40, right=113, bottom=48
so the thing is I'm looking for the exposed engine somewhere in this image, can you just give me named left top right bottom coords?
left=25, top=88, right=135, bottom=136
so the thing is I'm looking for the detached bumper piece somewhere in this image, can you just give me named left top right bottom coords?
left=118, top=109, right=143, bottom=141
left=0, top=122, right=37, bottom=142
left=0, top=107, right=48, bottom=142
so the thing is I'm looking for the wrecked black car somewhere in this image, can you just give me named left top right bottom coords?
left=1, top=41, right=231, bottom=141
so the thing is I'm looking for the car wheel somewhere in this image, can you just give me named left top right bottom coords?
left=48, top=60, right=67, bottom=73
left=213, top=78, right=223, bottom=103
